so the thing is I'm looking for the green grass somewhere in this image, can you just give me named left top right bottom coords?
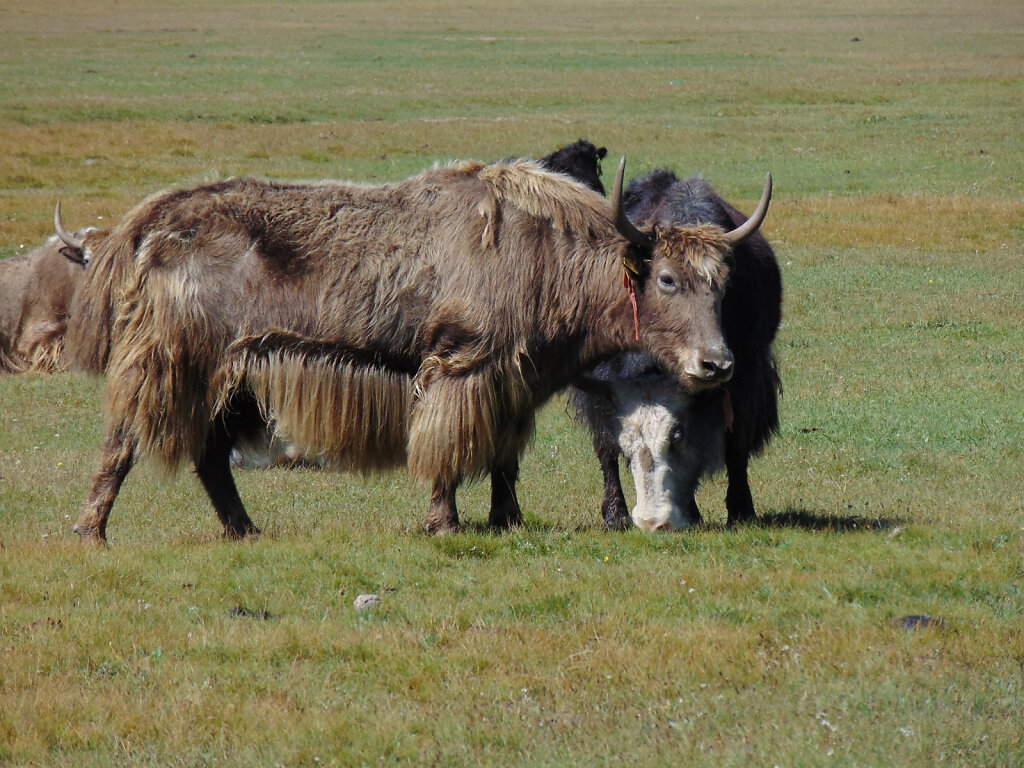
left=1, top=0, right=1023, bottom=765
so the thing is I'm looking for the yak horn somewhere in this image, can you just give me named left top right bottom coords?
left=723, top=173, right=772, bottom=246
left=54, top=201, right=84, bottom=251
left=611, top=157, right=653, bottom=248
left=571, top=374, right=617, bottom=399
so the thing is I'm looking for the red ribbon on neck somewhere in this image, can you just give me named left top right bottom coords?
left=623, top=270, right=640, bottom=341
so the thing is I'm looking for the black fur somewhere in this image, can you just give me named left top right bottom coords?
left=538, top=139, right=608, bottom=196
left=562, top=147, right=782, bottom=527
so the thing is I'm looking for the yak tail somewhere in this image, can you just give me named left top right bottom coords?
left=731, top=351, right=782, bottom=457
left=65, top=226, right=137, bottom=375
left=214, top=332, right=413, bottom=472
left=101, top=259, right=227, bottom=471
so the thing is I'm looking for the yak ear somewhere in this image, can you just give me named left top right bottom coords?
left=571, top=374, right=616, bottom=399
left=622, top=246, right=648, bottom=282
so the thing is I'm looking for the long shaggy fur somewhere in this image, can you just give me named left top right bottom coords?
left=216, top=332, right=412, bottom=470
left=75, top=160, right=640, bottom=477
left=24, top=322, right=69, bottom=372
left=408, top=349, right=534, bottom=484
left=65, top=223, right=137, bottom=374
left=0, top=345, right=25, bottom=374
left=102, top=248, right=226, bottom=470
left=216, top=327, right=536, bottom=484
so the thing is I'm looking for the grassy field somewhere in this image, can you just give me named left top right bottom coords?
left=1, top=0, right=1022, bottom=765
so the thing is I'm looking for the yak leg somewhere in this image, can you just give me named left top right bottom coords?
left=724, top=436, right=756, bottom=526
left=488, top=457, right=523, bottom=529
left=194, top=424, right=261, bottom=539
left=73, top=424, right=137, bottom=544
left=426, top=479, right=461, bottom=535
left=489, top=417, right=531, bottom=528
left=686, top=496, right=705, bottom=527
left=596, top=444, right=631, bottom=531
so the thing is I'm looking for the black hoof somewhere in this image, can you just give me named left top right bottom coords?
left=603, top=514, right=632, bottom=531
left=223, top=523, right=261, bottom=539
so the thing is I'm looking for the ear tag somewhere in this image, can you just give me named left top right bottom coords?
left=622, top=270, right=640, bottom=342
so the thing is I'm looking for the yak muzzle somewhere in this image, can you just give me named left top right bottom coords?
left=682, top=347, right=734, bottom=386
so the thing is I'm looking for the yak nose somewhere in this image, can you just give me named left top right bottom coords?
left=700, top=348, right=734, bottom=382
left=632, top=511, right=676, bottom=532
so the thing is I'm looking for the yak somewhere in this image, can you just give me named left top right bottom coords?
left=571, top=169, right=783, bottom=530
left=538, top=139, right=608, bottom=196
left=60, top=156, right=770, bottom=543
left=0, top=210, right=94, bottom=374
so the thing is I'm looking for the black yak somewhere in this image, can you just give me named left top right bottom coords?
left=570, top=167, right=782, bottom=529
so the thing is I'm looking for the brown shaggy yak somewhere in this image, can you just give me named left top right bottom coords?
left=62, top=157, right=770, bottom=542
left=0, top=215, right=93, bottom=374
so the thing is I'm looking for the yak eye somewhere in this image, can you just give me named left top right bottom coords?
left=657, top=271, right=678, bottom=291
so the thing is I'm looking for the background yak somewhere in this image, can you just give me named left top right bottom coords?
left=538, top=138, right=608, bottom=196
left=62, top=156, right=769, bottom=542
left=0, top=217, right=93, bottom=374
left=570, top=164, right=783, bottom=530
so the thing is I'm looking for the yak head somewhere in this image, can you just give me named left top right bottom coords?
left=612, top=158, right=771, bottom=394
left=615, top=375, right=725, bottom=532
left=53, top=201, right=99, bottom=267
left=578, top=353, right=726, bottom=532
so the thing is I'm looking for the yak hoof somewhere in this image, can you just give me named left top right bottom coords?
left=72, top=522, right=107, bottom=545
left=223, top=523, right=261, bottom=540
left=726, top=504, right=757, bottom=527
left=602, top=501, right=632, bottom=531
left=488, top=509, right=524, bottom=529
left=425, top=520, right=462, bottom=536
left=604, top=515, right=632, bottom=532
left=726, top=513, right=757, bottom=527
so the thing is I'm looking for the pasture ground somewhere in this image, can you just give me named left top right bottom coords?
left=1, top=0, right=1022, bottom=765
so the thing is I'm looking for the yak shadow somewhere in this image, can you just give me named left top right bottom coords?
left=453, top=507, right=906, bottom=536
left=456, top=518, right=589, bottom=536
left=742, top=506, right=906, bottom=533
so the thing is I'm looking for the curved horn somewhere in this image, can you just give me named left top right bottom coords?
left=54, top=201, right=84, bottom=251
left=611, top=157, right=653, bottom=248
left=723, top=172, right=772, bottom=246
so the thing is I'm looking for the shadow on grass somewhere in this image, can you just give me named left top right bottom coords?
left=454, top=517, right=606, bottom=536
left=751, top=507, right=906, bottom=533
left=440, top=512, right=913, bottom=540
left=428, top=508, right=908, bottom=539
